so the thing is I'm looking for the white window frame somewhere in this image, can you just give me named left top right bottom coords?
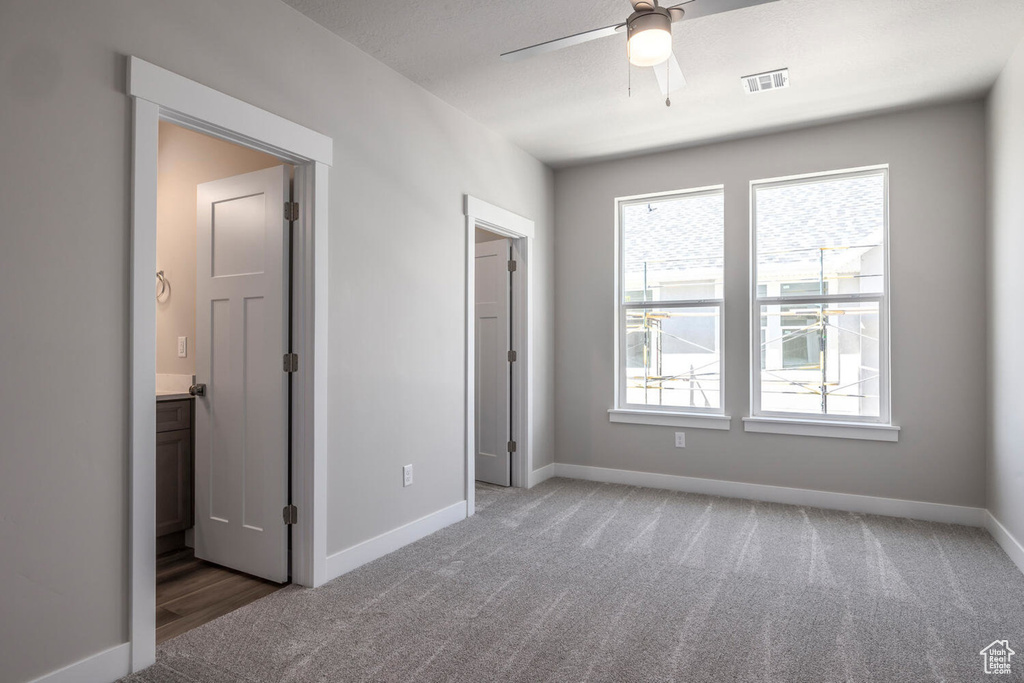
left=610, top=186, right=731, bottom=430
left=746, top=165, right=898, bottom=441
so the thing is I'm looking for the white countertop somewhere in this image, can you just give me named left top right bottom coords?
left=157, top=391, right=193, bottom=402
left=156, top=374, right=194, bottom=402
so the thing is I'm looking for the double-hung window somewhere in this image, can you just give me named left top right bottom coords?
left=750, top=167, right=891, bottom=425
left=615, top=187, right=725, bottom=416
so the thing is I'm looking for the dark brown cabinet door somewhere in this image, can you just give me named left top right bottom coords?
left=156, top=428, right=193, bottom=537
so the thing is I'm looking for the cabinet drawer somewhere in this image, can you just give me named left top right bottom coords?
left=156, top=399, right=191, bottom=433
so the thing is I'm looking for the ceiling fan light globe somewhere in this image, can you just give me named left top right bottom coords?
left=628, top=29, right=672, bottom=66
left=627, top=12, right=673, bottom=67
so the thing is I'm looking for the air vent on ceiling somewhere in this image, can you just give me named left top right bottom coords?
left=742, top=69, right=790, bottom=94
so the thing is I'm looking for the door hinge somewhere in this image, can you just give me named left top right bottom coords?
left=507, top=350, right=517, bottom=362
left=283, top=353, right=298, bottom=373
left=507, top=259, right=517, bottom=272
left=284, top=201, right=299, bottom=221
left=507, top=440, right=517, bottom=453
left=283, top=504, right=298, bottom=525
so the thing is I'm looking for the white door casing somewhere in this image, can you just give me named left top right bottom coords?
left=194, top=165, right=290, bottom=583
left=475, top=238, right=512, bottom=486
left=130, top=57, right=331, bottom=673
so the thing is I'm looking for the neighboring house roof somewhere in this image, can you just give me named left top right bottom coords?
left=623, top=192, right=723, bottom=280
left=623, top=173, right=884, bottom=284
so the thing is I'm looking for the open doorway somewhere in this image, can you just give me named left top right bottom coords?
left=474, top=228, right=514, bottom=487
left=129, top=57, right=330, bottom=672
left=153, top=122, right=292, bottom=642
left=464, top=196, right=535, bottom=514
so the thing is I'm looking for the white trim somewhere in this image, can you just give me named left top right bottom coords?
left=986, top=512, right=1024, bottom=577
left=27, top=643, right=130, bottom=683
left=749, top=165, right=892, bottom=426
left=608, top=409, right=732, bottom=430
left=512, top=235, right=533, bottom=492
left=290, top=162, right=331, bottom=588
left=554, top=463, right=985, bottom=526
left=616, top=184, right=724, bottom=204
left=529, top=463, right=556, bottom=487
left=129, top=96, right=159, bottom=672
left=742, top=416, right=900, bottom=442
left=128, top=56, right=331, bottom=673
left=325, top=501, right=467, bottom=581
left=614, top=187, right=727, bottom=417
left=465, top=196, right=536, bottom=515
left=465, top=195, right=534, bottom=239
left=128, top=57, right=332, bottom=165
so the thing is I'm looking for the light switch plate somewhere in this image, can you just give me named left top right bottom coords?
left=177, top=336, right=188, bottom=358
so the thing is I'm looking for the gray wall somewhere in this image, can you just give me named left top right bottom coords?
left=0, top=1, right=553, bottom=680
left=988, top=38, right=1024, bottom=544
left=554, top=101, right=988, bottom=508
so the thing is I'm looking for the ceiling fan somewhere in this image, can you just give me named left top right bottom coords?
left=501, top=0, right=779, bottom=105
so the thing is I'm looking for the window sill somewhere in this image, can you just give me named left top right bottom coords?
left=608, top=409, right=731, bottom=430
left=742, top=417, right=900, bottom=442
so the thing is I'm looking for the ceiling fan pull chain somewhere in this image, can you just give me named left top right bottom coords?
left=665, top=60, right=671, bottom=107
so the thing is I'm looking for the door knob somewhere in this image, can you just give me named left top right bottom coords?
left=189, top=383, right=206, bottom=397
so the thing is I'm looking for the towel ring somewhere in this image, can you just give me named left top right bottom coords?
left=156, top=270, right=170, bottom=302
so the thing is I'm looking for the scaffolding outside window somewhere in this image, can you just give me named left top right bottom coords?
left=617, top=187, right=725, bottom=414
left=751, top=167, right=891, bottom=423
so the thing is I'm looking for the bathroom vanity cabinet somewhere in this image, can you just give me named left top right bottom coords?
left=156, top=398, right=193, bottom=539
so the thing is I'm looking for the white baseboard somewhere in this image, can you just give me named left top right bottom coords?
left=528, top=463, right=555, bottom=488
left=986, top=512, right=1024, bottom=575
left=28, top=643, right=130, bottom=683
left=554, top=463, right=987, bottom=527
left=325, top=500, right=467, bottom=582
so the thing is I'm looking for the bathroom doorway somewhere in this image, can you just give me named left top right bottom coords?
left=153, top=122, right=293, bottom=641
left=129, top=57, right=331, bottom=671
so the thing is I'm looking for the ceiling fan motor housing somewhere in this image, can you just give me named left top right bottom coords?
left=627, top=8, right=673, bottom=67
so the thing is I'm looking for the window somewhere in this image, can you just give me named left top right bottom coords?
left=751, top=167, right=890, bottom=423
left=616, top=188, right=725, bottom=414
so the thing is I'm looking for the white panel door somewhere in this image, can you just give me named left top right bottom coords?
left=475, top=238, right=512, bottom=486
left=194, top=166, right=289, bottom=583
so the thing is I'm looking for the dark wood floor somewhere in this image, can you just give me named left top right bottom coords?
left=156, top=548, right=286, bottom=644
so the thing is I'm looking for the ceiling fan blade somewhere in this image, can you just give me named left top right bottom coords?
left=654, top=52, right=686, bottom=96
left=500, top=23, right=625, bottom=62
left=666, top=0, right=778, bottom=21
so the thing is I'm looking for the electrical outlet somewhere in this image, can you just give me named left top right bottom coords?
left=177, top=336, right=188, bottom=358
left=403, top=464, right=413, bottom=487
left=674, top=432, right=686, bottom=448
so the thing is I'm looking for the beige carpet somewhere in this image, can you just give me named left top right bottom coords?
left=124, top=478, right=1024, bottom=682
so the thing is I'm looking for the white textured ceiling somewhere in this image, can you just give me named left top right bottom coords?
left=282, top=0, right=1024, bottom=167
